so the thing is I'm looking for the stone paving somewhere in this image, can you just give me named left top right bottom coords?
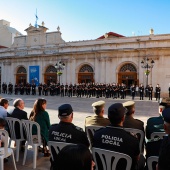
left=3, top=93, right=160, bottom=170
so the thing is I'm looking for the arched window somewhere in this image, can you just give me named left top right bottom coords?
left=46, top=66, right=56, bottom=73
left=120, top=64, right=137, bottom=72
left=79, top=64, right=93, bottom=73
left=17, top=66, right=27, bottom=73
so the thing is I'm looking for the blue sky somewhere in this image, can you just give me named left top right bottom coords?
left=1, top=0, right=170, bottom=42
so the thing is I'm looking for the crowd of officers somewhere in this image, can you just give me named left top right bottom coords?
left=1, top=82, right=161, bottom=100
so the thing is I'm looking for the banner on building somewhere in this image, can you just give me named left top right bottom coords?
left=29, top=66, right=39, bottom=86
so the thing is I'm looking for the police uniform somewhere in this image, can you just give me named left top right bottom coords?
left=158, top=108, right=170, bottom=170
left=139, top=84, right=144, bottom=100
left=148, top=85, right=153, bottom=100
left=123, top=101, right=144, bottom=132
left=145, top=116, right=164, bottom=139
left=49, top=122, right=89, bottom=147
left=93, top=126, right=140, bottom=170
left=49, top=104, right=89, bottom=147
left=93, top=103, right=140, bottom=170
left=155, top=85, right=161, bottom=101
left=85, top=101, right=110, bottom=127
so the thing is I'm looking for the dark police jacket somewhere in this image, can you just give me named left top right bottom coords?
left=49, top=121, right=89, bottom=147
left=146, top=116, right=164, bottom=140
left=158, top=135, right=170, bottom=170
left=93, top=125, right=140, bottom=170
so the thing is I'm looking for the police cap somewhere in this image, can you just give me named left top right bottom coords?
left=123, top=101, right=135, bottom=110
left=92, top=100, right=105, bottom=108
left=58, top=104, right=73, bottom=117
left=108, top=103, right=127, bottom=121
left=162, top=108, right=170, bottom=123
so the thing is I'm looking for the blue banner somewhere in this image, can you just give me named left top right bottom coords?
left=29, top=66, right=39, bottom=86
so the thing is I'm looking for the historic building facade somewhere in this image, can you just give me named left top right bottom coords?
left=0, top=21, right=170, bottom=96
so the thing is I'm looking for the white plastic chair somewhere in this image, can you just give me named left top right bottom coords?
left=124, top=128, right=144, bottom=153
left=0, top=129, right=17, bottom=170
left=150, top=132, right=166, bottom=140
left=85, top=125, right=103, bottom=146
left=21, top=120, right=41, bottom=169
left=92, top=147, right=132, bottom=170
left=48, top=141, right=75, bottom=161
left=147, top=156, right=158, bottom=170
left=5, top=117, right=25, bottom=162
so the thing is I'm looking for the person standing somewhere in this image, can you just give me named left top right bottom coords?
left=148, top=84, right=153, bottom=100
left=139, top=84, right=144, bottom=100
left=155, top=84, right=161, bottom=101
left=131, top=84, right=136, bottom=100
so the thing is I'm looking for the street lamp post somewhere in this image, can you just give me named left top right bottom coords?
left=55, top=61, right=65, bottom=84
left=141, top=58, right=155, bottom=87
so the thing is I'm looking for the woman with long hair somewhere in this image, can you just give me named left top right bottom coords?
left=30, top=98, right=50, bottom=156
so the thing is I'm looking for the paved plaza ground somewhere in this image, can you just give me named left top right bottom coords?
left=3, top=93, right=159, bottom=170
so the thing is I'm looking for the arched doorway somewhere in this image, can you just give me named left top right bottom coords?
left=78, top=64, right=94, bottom=83
left=16, top=66, right=27, bottom=85
left=118, top=63, right=138, bottom=88
left=44, top=65, right=57, bottom=85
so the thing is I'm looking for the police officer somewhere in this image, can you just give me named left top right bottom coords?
left=93, top=103, right=143, bottom=170
left=49, top=104, right=89, bottom=147
left=49, top=104, right=89, bottom=169
left=139, top=84, right=144, bottom=100
left=157, top=108, right=170, bottom=170
left=155, top=84, right=161, bottom=101
left=123, top=101, right=144, bottom=132
left=131, top=84, right=135, bottom=100
left=148, top=84, right=153, bottom=100
left=85, top=100, right=110, bottom=127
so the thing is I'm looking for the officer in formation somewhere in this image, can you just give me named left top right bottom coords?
left=148, top=84, right=153, bottom=100
left=93, top=103, right=144, bottom=170
left=131, top=84, right=136, bottom=100
left=155, top=84, right=161, bottom=101
left=139, top=84, right=144, bottom=100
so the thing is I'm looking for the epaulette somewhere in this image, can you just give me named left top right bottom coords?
left=75, top=126, right=83, bottom=132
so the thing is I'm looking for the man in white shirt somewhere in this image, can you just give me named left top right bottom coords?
left=0, top=98, right=9, bottom=119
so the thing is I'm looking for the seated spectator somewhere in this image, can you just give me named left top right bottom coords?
left=123, top=101, right=144, bottom=132
left=93, top=103, right=144, bottom=170
left=0, top=118, right=6, bottom=145
left=157, top=108, right=170, bottom=170
left=29, top=98, right=50, bottom=157
left=56, top=144, right=95, bottom=170
left=49, top=103, right=89, bottom=169
left=85, top=100, right=110, bottom=126
left=145, top=110, right=164, bottom=140
left=0, top=98, right=9, bottom=119
left=8, top=98, right=28, bottom=150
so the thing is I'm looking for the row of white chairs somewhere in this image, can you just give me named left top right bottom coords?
left=85, top=125, right=166, bottom=170
left=5, top=117, right=42, bottom=169
left=2, top=119, right=165, bottom=170
left=48, top=141, right=159, bottom=170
